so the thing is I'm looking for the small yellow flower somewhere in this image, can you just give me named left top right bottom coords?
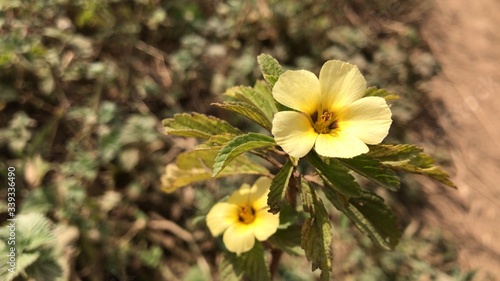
left=272, top=60, right=392, bottom=159
left=206, top=177, right=279, bottom=255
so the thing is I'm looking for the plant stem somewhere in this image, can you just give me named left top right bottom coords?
left=269, top=248, right=283, bottom=280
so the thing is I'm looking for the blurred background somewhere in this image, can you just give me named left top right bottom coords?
left=1, top=0, right=499, bottom=280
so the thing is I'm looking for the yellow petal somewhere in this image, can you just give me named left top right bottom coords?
left=338, top=97, right=392, bottom=144
left=253, top=208, right=280, bottom=241
left=223, top=223, right=256, bottom=254
left=249, top=177, right=272, bottom=210
left=319, top=60, right=366, bottom=112
left=226, top=183, right=252, bottom=206
left=206, top=202, right=239, bottom=236
left=315, top=131, right=368, bottom=158
left=272, top=111, right=318, bottom=158
left=272, top=70, right=321, bottom=115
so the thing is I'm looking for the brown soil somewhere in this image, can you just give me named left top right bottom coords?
left=420, top=0, right=500, bottom=279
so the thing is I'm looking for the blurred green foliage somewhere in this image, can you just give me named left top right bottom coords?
left=0, top=0, right=473, bottom=280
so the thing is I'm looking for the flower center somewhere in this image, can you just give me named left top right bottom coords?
left=311, top=110, right=338, bottom=134
left=238, top=204, right=256, bottom=224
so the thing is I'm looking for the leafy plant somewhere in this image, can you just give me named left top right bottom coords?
left=162, top=54, right=455, bottom=280
left=0, top=213, right=62, bottom=281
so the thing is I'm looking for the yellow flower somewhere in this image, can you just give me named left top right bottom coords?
left=271, top=60, right=392, bottom=159
left=206, top=177, right=279, bottom=255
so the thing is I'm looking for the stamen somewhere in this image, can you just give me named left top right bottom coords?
left=311, top=110, right=338, bottom=134
left=238, top=205, right=256, bottom=224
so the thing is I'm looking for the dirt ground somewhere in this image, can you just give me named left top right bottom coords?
left=420, top=0, right=500, bottom=279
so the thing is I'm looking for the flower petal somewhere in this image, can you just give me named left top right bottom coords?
left=226, top=183, right=253, bottom=206
left=249, top=177, right=272, bottom=210
left=253, top=208, right=280, bottom=241
left=273, top=70, right=321, bottom=115
left=206, top=202, right=239, bottom=236
left=319, top=60, right=366, bottom=112
left=272, top=111, right=318, bottom=158
left=223, top=223, right=256, bottom=255
left=315, top=131, right=368, bottom=158
left=338, top=96, right=392, bottom=144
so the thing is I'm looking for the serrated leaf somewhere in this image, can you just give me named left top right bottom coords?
left=0, top=246, right=39, bottom=281
left=364, top=86, right=399, bottom=101
left=307, top=151, right=362, bottom=198
left=222, top=242, right=270, bottom=281
left=0, top=214, right=61, bottom=281
left=267, top=225, right=304, bottom=256
left=299, top=179, right=332, bottom=281
left=225, top=82, right=277, bottom=126
left=257, top=53, right=284, bottom=87
left=17, top=252, right=41, bottom=275
left=368, top=144, right=456, bottom=188
left=367, top=144, right=423, bottom=161
left=161, top=150, right=269, bottom=193
left=268, top=160, right=294, bottom=214
left=163, top=112, right=241, bottom=139
left=14, top=213, right=55, bottom=251
left=219, top=255, right=240, bottom=281
left=300, top=177, right=314, bottom=214
left=339, top=155, right=400, bottom=191
left=212, top=101, right=272, bottom=131
left=24, top=250, right=62, bottom=281
left=212, top=133, right=276, bottom=177
left=323, top=187, right=401, bottom=250
left=253, top=80, right=278, bottom=114
left=195, top=133, right=239, bottom=150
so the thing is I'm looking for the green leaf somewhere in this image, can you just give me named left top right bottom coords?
left=257, top=53, right=284, bottom=87
left=219, top=255, right=240, bottom=281
left=212, top=101, right=272, bottom=131
left=253, top=80, right=278, bottom=115
left=323, top=188, right=401, bottom=250
left=367, top=144, right=423, bottom=161
left=163, top=112, right=241, bottom=139
left=17, top=252, right=41, bottom=274
left=222, top=242, right=270, bottom=281
left=299, top=179, right=332, bottom=281
left=339, top=155, right=400, bottom=191
left=368, top=144, right=456, bottom=188
left=195, top=133, right=240, bottom=150
left=14, top=213, right=55, bottom=251
left=364, top=86, right=399, bottom=101
left=212, top=133, right=276, bottom=177
left=161, top=150, right=269, bottom=193
left=277, top=202, right=301, bottom=229
left=0, top=214, right=62, bottom=281
left=307, top=151, right=362, bottom=198
left=225, top=82, right=277, bottom=126
left=20, top=187, right=55, bottom=214
left=267, top=225, right=304, bottom=256
left=24, top=250, right=62, bottom=281
left=0, top=243, right=39, bottom=281
left=300, top=177, right=314, bottom=214
left=267, top=160, right=294, bottom=214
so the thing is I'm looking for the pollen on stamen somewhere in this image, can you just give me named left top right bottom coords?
left=238, top=205, right=256, bottom=224
left=311, top=111, right=338, bottom=134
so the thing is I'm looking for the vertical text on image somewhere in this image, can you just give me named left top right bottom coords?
left=6, top=166, right=17, bottom=273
